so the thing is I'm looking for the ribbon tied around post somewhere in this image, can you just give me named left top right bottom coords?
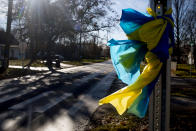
left=99, top=8, right=174, bottom=118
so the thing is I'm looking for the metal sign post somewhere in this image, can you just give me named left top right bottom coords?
left=149, top=0, right=171, bottom=131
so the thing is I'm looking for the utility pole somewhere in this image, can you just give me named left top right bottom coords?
left=149, top=0, right=172, bottom=131
left=0, top=0, right=13, bottom=73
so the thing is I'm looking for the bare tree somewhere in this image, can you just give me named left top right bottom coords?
left=0, top=0, right=13, bottom=74
left=172, top=0, right=190, bottom=62
left=186, top=0, right=196, bottom=43
left=186, top=0, right=196, bottom=66
left=12, top=0, right=75, bottom=69
left=64, top=0, right=118, bottom=59
left=9, top=0, right=117, bottom=70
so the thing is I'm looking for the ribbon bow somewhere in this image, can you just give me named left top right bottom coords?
left=99, top=8, right=174, bottom=118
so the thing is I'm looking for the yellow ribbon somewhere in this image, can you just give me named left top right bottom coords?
left=99, top=52, right=162, bottom=114
left=99, top=8, right=173, bottom=115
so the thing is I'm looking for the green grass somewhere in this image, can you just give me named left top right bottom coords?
left=177, top=64, right=195, bottom=70
left=175, top=64, right=196, bottom=77
left=9, top=60, right=46, bottom=67
left=175, top=70, right=196, bottom=77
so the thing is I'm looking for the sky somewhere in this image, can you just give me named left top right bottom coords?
left=107, top=0, right=149, bottom=41
left=0, top=12, right=6, bottom=29
left=0, top=0, right=149, bottom=42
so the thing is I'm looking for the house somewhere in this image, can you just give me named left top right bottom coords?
left=0, top=30, right=19, bottom=59
left=100, top=44, right=110, bottom=58
left=180, top=44, right=195, bottom=64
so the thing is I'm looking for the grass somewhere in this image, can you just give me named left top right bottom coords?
left=88, top=112, right=148, bottom=131
left=175, top=64, right=196, bottom=77
left=85, top=78, right=148, bottom=131
left=177, top=64, right=195, bottom=70
left=171, top=92, right=187, bottom=97
left=62, top=58, right=109, bottom=66
left=170, top=110, right=196, bottom=131
left=171, top=88, right=196, bottom=99
left=9, top=57, right=109, bottom=67
left=1, top=58, right=108, bottom=80
left=86, top=73, right=196, bottom=131
left=171, top=83, right=196, bottom=99
left=170, top=87, right=196, bottom=131
left=82, top=58, right=108, bottom=63
left=175, top=70, right=196, bottom=77
left=86, top=104, right=148, bottom=131
left=0, top=68, right=46, bottom=80
left=141, top=63, right=196, bottom=77
left=62, top=61, right=83, bottom=66
left=9, top=59, right=46, bottom=67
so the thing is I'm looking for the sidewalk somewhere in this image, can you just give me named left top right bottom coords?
left=9, top=63, right=74, bottom=71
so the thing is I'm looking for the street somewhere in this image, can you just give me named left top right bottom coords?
left=0, top=60, right=115, bottom=131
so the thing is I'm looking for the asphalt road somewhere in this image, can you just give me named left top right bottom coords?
left=0, top=60, right=115, bottom=131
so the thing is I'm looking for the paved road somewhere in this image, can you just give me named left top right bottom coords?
left=171, top=77, right=196, bottom=86
left=0, top=60, right=115, bottom=131
left=9, top=63, right=74, bottom=71
left=171, top=77, right=196, bottom=111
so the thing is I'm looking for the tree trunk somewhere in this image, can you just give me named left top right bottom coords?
left=46, top=41, right=53, bottom=71
left=0, top=0, right=13, bottom=74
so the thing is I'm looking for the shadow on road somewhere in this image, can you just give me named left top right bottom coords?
left=0, top=68, right=108, bottom=131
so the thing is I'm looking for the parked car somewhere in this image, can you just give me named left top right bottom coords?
left=53, top=54, right=64, bottom=61
left=52, top=54, right=64, bottom=68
